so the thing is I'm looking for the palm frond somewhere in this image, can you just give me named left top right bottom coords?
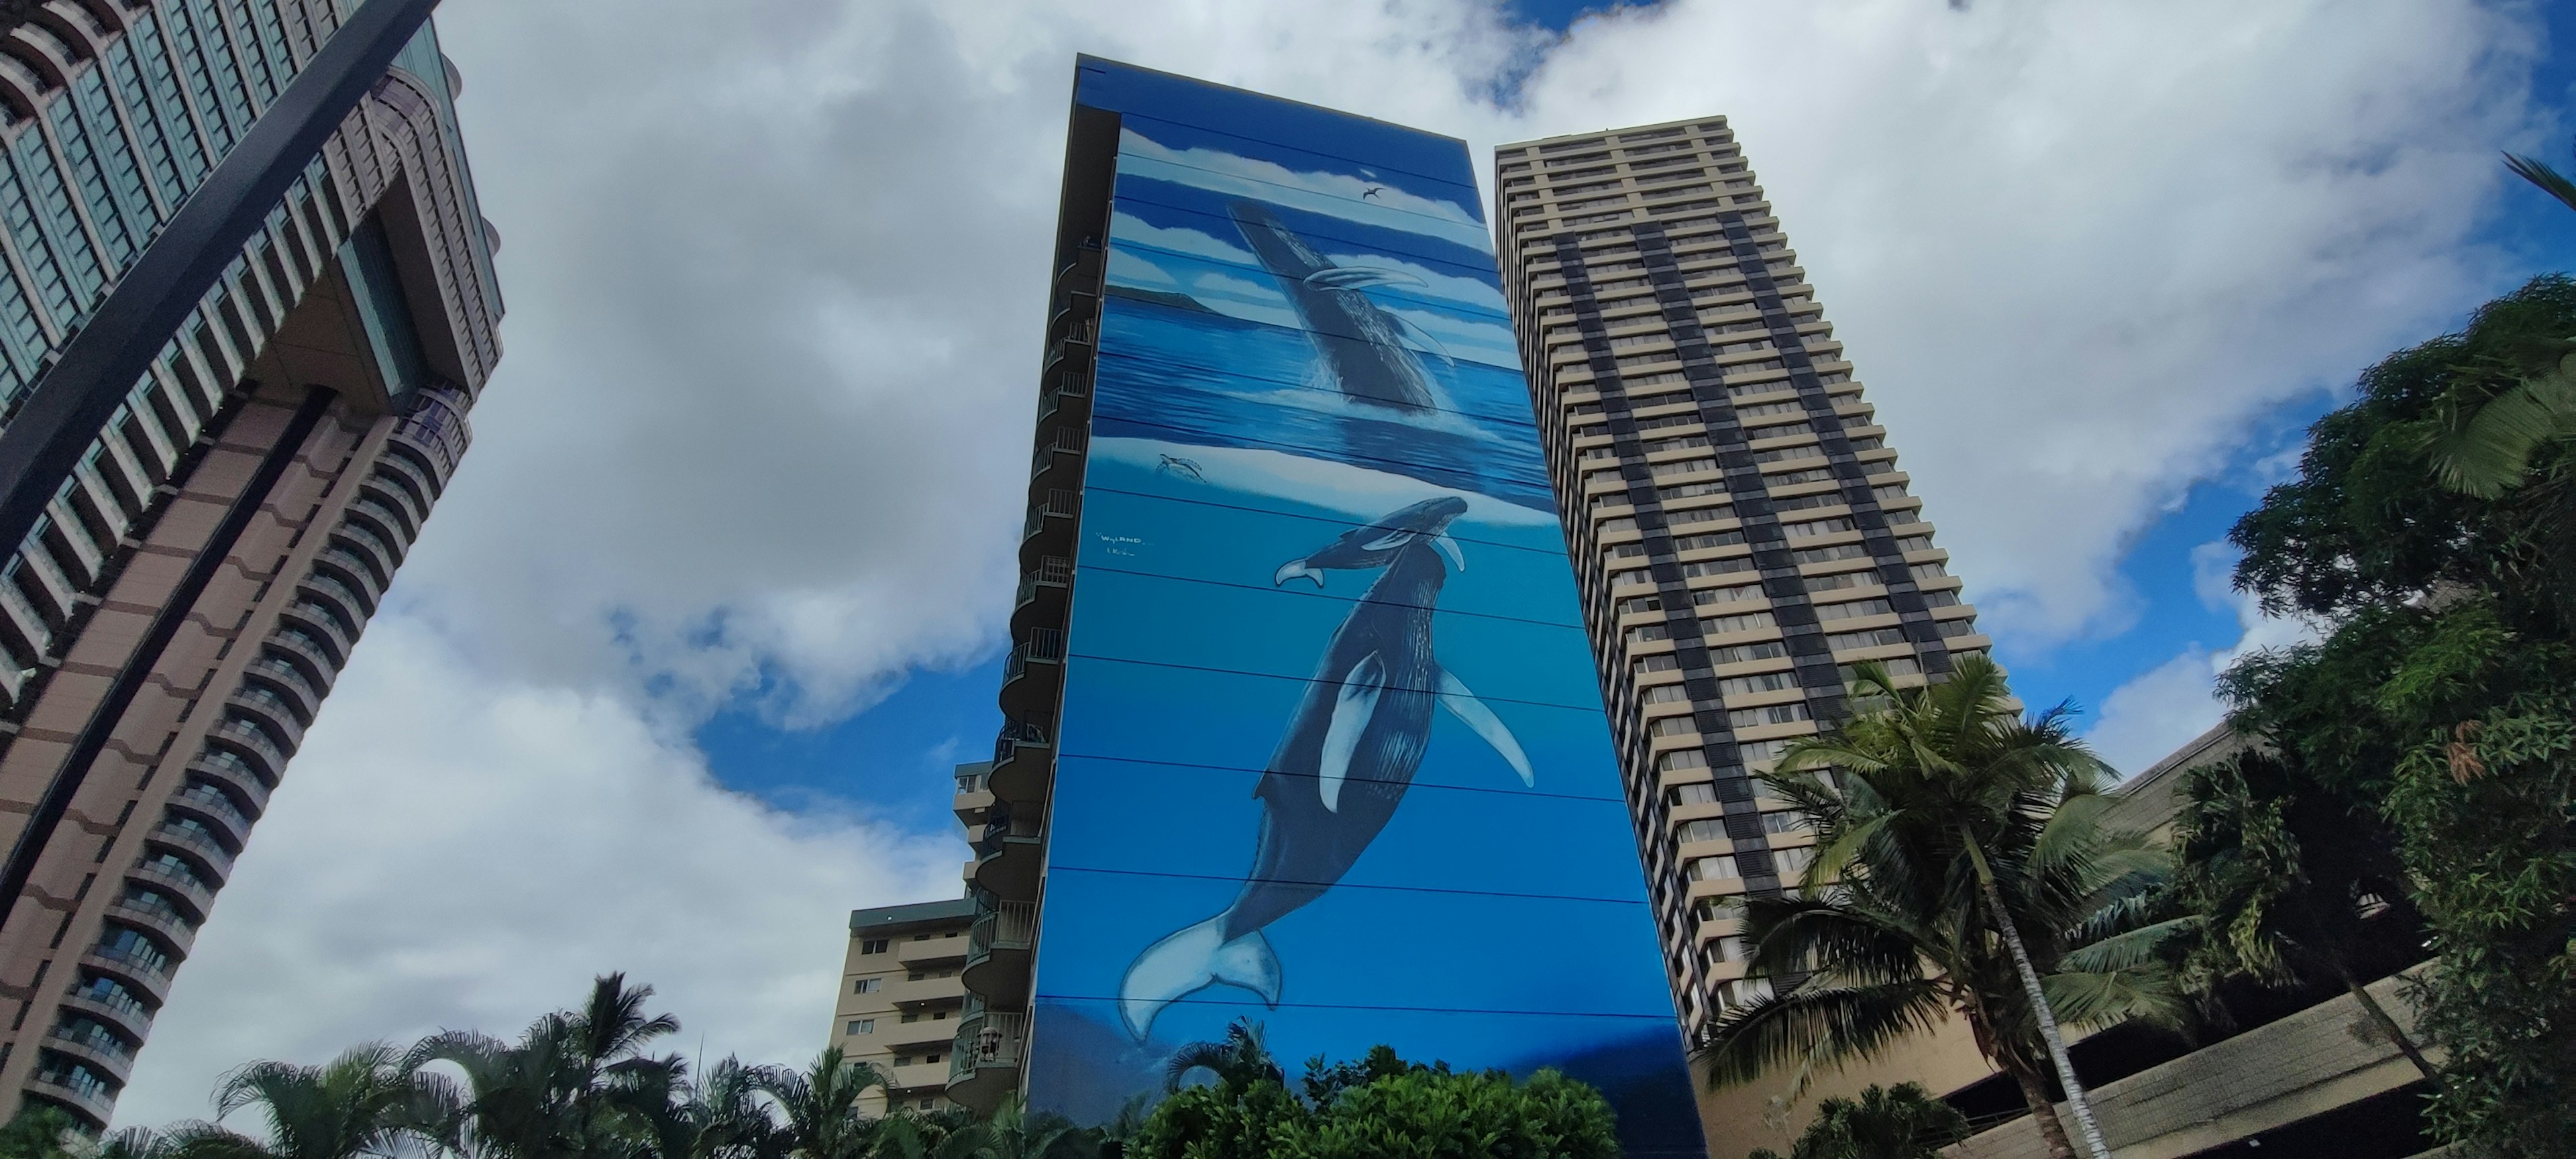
left=2427, top=355, right=2576, bottom=497
left=2506, top=151, right=2576, bottom=213
left=1699, top=979, right=1950, bottom=1096
left=2043, top=963, right=2188, bottom=1031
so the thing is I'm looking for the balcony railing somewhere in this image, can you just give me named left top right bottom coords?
left=1000, top=629, right=1065, bottom=683
left=991, top=718, right=1049, bottom=765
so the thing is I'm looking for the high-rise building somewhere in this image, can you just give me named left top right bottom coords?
left=946, top=58, right=1701, bottom=1155
left=1489, top=117, right=1990, bottom=1048
left=0, top=1, right=500, bottom=1125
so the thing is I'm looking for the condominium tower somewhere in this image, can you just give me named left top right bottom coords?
left=945, top=58, right=1701, bottom=1156
left=0, top=0, right=500, bottom=1125
left=1491, top=118, right=1990, bottom=1045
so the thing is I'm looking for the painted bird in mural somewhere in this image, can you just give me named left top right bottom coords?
left=1116, top=496, right=1534, bottom=1042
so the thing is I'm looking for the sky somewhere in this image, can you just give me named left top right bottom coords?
left=109, top=0, right=2573, bottom=1128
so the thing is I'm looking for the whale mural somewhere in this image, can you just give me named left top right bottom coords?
left=1022, top=58, right=1703, bottom=1158
left=1116, top=496, right=1532, bottom=1041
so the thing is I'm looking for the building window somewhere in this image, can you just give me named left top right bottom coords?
left=853, top=978, right=881, bottom=994
left=847, top=1019, right=874, bottom=1036
left=859, top=938, right=889, bottom=954
left=900, top=1012, right=920, bottom=1024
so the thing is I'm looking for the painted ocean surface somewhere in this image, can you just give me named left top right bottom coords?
left=1089, top=298, right=1557, bottom=512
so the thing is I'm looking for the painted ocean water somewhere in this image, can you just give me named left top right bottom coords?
left=1090, top=296, right=1556, bottom=512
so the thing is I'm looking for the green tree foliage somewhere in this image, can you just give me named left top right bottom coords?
left=0, top=1106, right=85, bottom=1159
left=1126, top=1029, right=1617, bottom=1159
left=2213, top=271, right=2576, bottom=1155
left=2171, top=749, right=2433, bottom=1075
left=1701, top=658, right=2178, bottom=1159
left=1745, top=1083, right=1968, bottom=1159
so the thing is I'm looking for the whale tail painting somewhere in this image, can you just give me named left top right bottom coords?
left=1116, top=497, right=1534, bottom=1042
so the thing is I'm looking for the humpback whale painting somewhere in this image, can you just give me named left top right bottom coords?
left=1116, top=496, right=1533, bottom=1041
left=1021, top=57, right=1703, bottom=1158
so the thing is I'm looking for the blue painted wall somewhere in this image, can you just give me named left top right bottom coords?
left=1026, top=58, right=1702, bottom=1157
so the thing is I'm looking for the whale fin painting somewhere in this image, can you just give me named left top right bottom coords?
left=1024, top=57, right=1704, bottom=1158
left=1113, top=498, right=1531, bottom=1042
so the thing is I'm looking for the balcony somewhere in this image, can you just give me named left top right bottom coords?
left=962, top=901, right=1036, bottom=1007
left=1036, top=373, right=1090, bottom=428
left=882, top=972, right=967, bottom=1008
left=1009, top=554, right=1072, bottom=640
left=25, top=1066, right=117, bottom=1128
left=354, top=479, right=424, bottom=541
left=370, top=453, right=442, bottom=520
left=883, top=1060, right=955, bottom=1095
left=276, top=602, right=355, bottom=665
left=952, top=767, right=993, bottom=830
left=880, top=1015, right=963, bottom=1049
left=1020, top=488, right=1077, bottom=567
left=386, top=388, right=471, bottom=489
left=260, top=633, right=337, bottom=700
left=59, top=989, right=154, bottom=1044
left=149, top=822, right=237, bottom=882
left=104, top=895, right=197, bottom=956
left=127, top=859, right=217, bottom=922
left=996, top=628, right=1063, bottom=725
left=227, top=686, right=306, bottom=751
left=897, top=935, right=970, bottom=969
left=166, top=784, right=254, bottom=850
left=241, top=656, right=322, bottom=725
left=1040, top=324, right=1093, bottom=387
left=945, top=1005, right=1026, bottom=1113
left=82, top=946, right=172, bottom=1004
left=1028, top=427, right=1088, bottom=488
left=314, top=548, right=387, bottom=612
left=987, top=718, right=1053, bottom=805
left=970, top=808, right=1044, bottom=902
left=294, top=573, right=370, bottom=641
left=46, top=1024, right=137, bottom=1081
left=186, top=747, right=272, bottom=808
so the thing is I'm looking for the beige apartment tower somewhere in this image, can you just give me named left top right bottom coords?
left=829, top=896, right=973, bottom=1116
left=1491, top=117, right=1991, bottom=1046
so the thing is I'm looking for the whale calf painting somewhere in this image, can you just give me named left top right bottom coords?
left=984, top=57, right=1705, bottom=1156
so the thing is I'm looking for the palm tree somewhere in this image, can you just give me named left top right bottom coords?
left=1701, top=657, right=2179, bottom=1159
left=926, top=1099, right=1089, bottom=1159
left=747, top=1048, right=880, bottom=1159
left=405, top=973, right=686, bottom=1159
left=1160, top=1019, right=1282, bottom=1093
left=2173, top=750, right=2435, bottom=1077
left=1748, top=1082, right=1970, bottom=1159
left=155, top=1043, right=447, bottom=1159
left=629, top=1056, right=782, bottom=1159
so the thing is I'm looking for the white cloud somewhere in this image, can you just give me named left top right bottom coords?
left=2086, top=543, right=2317, bottom=776
left=112, top=616, right=965, bottom=1128
left=108, top=0, right=2553, bottom=1125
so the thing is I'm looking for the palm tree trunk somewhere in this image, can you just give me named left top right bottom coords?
left=2336, top=964, right=2436, bottom=1079
left=2009, top=1064, right=2080, bottom=1159
left=1964, top=834, right=2116, bottom=1159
